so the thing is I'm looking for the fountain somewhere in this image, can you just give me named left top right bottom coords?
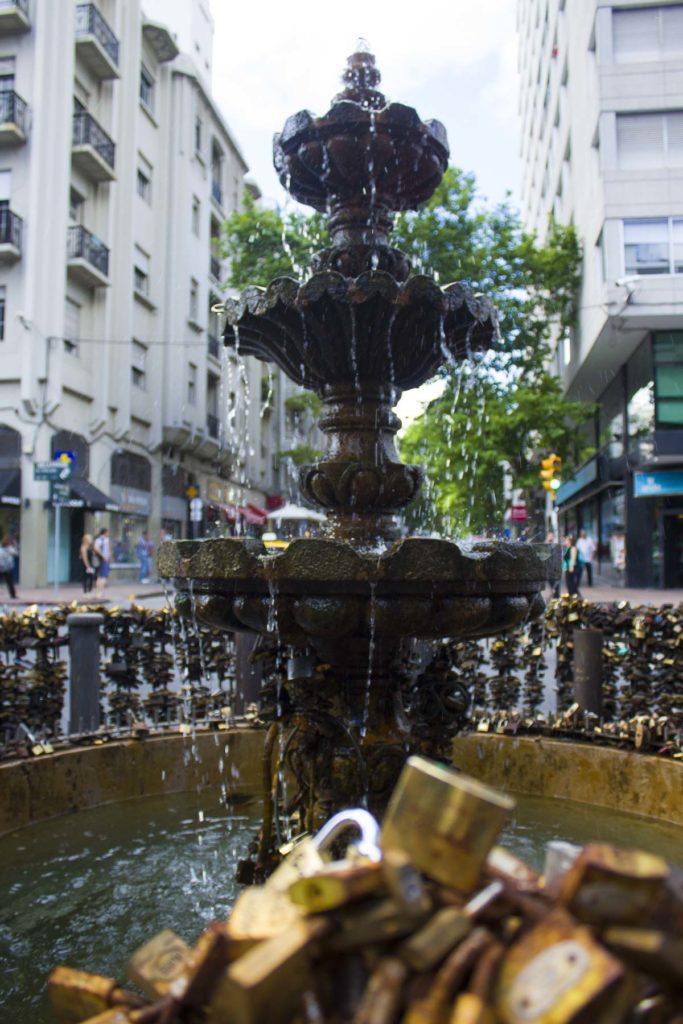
left=159, top=47, right=559, bottom=840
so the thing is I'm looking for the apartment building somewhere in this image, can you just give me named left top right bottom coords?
left=518, top=0, right=683, bottom=588
left=0, top=0, right=296, bottom=586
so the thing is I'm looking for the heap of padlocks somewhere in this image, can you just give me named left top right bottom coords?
left=48, top=756, right=683, bottom=1023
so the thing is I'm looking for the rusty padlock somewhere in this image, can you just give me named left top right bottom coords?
left=558, top=844, right=669, bottom=927
left=125, top=928, right=191, bottom=1001
left=47, top=967, right=145, bottom=1023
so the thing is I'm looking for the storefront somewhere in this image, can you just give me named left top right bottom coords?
left=109, top=451, right=152, bottom=572
left=161, top=464, right=194, bottom=540
left=0, top=426, right=21, bottom=568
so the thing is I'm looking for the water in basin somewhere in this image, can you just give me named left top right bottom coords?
left=2, top=790, right=682, bottom=1023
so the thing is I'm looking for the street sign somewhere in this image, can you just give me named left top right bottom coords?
left=190, top=497, right=203, bottom=522
left=51, top=481, right=72, bottom=505
left=34, top=461, right=74, bottom=481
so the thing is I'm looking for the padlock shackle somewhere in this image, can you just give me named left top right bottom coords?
left=312, top=809, right=381, bottom=862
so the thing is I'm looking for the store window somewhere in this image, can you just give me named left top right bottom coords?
left=598, top=375, right=625, bottom=459
left=626, top=338, right=655, bottom=454
left=110, top=451, right=152, bottom=564
left=654, top=331, right=683, bottom=426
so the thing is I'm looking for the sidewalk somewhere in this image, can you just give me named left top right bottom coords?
left=0, top=580, right=167, bottom=608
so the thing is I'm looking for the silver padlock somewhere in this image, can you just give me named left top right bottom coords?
left=266, top=808, right=381, bottom=893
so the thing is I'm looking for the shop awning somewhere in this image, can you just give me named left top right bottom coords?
left=0, top=468, right=21, bottom=506
left=69, top=478, right=119, bottom=511
left=240, top=503, right=268, bottom=525
left=207, top=501, right=238, bottom=521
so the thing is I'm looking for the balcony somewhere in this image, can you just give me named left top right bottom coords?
left=0, top=0, right=30, bottom=35
left=210, top=254, right=221, bottom=281
left=211, top=179, right=223, bottom=208
left=208, top=332, right=220, bottom=359
left=75, top=4, right=119, bottom=80
left=0, top=206, right=22, bottom=262
left=206, top=413, right=219, bottom=440
left=67, top=224, right=109, bottom=288
left=72, top=110, right=115, bottom=182
left=0, top=90, right=28, bottom=144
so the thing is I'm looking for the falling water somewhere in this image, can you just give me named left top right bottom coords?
left=359, top=582, right=377, bottom=739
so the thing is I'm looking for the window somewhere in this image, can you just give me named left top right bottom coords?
left=140, top=66, right=154, bottom=113
left=613, top=6, right=683, bottom=63
left=69, top=188, right=84, bottom=223
left=131, top=339, right=147, bottom=389
left=211, top=142, right=223, bottom=205
left=133, top=245, right=150, bottom=296
left=0, top=286, right=5, bottom=341
left=64, top=297, right=81, bottom=355
left=617, top=112, right=683, bottom=170
left=188, top=363, right=197, bottom=405
left=137, top=156, right=152, bottom=203
left=654, top=332, right=683, bottom=426
left=623, top=218, right=683, bottom=275
left=189, top=277, right=199, bottom=322
left=194, top=115, right=202, bottom=155
left=192, top=195, right=200, bottom=236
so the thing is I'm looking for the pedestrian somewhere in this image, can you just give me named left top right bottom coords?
left=93, top=527, right=110, bottom=595
left=79, top=532, right=97, bottom=594
left=546, top=530, right=560, bottom=597
left=563, top=534, right=582, bottom=596
left=576, top=528, right=596, bottom=587
left=136, top=531, right=154, bottom=583
left=0, top=534, right=17, bottom=599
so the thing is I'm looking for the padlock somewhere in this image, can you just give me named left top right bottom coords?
left=380, top=756, right=515, bottom=893
left=558, top=844, right=669, bottom=926
left=353, top=956, right=408, bottom=1024
left=399, top=882, right=503, bottom=972
left=602, top=926, right=683, bottom=987
left=329, top=897, right=431, bottom=952
left=450, top=938, right=503, bottom=1024
left=542, top=841, right=581, bottom=895
left=288, top=860, right=384, bottom=913
left=381, top=849, right=432, bottom=917
left=204, top=916, right=330, bottom=1024
left=403, top=928, right=494, bottom=1024
left=495, top=910, right=628, bottom=1023
left=486, top=847, right=541, bottom=890
left=227, top=884, right=304, bottom=945
left=125, top=929, right=191, bottom=1000
left=47, top=967, right=145, bottom=1023
left=266, top=808, right=381, bottom=894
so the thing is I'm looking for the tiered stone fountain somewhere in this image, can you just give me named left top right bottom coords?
left=159, top=48, right=559, bottom=838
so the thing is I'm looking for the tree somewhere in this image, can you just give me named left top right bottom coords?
left=221, top=169, right=594, bottom=534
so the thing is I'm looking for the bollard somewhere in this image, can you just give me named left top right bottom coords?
left=234, top=633, right=262, bottom=714
left=67, top=612, right=104, bottom=734
left=572, top=627, right=603, bottom=717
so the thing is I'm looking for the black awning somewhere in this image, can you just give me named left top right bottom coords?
left=0, top=467, right=21, bottom=506
left=69, top=477, right=119, bottom=511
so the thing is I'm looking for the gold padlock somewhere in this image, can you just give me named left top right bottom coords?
left=227, top=884, right=304, bottom=945
left=329, top=897, right=430, bottom=952
left=288, top=861, right=383, bottom=913
left=47, top=967, right=144, bottom=1023
left=205, top=916, right=330, bottom=1024
left=403, top=928, right=494, bottom=1024
left=125, top=928, right=191, bottom=1000
left=450, top=938, right=503, bottom=1024
left=559, top=844, right=669, bottom=926
left=495, top=910, right=627, bottom=1023
left=399, top=882, right=503, bottom=973
left=381, top=756, right=515, bottom=893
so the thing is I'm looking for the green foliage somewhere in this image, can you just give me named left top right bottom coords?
left=284, top=392, right=324, bottom=417
left=279, top=444, right=324, bottom=466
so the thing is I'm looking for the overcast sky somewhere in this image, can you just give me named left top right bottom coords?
left=210, top=0, right=521, bottom=210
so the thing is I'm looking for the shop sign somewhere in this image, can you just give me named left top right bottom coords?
left=109, top=484, right=151, bottom=516
left=634, top=470, right=683, bottom=498
left=207, top=479, right=226, bottom=503
left=34, top=460, right=73, bottom=482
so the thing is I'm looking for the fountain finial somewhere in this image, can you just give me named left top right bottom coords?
left=334, top=44, right=386, bottom=110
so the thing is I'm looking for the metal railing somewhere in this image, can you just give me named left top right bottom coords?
left=206, top=413, right=219, bottom=439
left=0, top=0, right=29, bottom=13
left=72, top=110, right=115, bottom=169
left=211, top=179, right=223, bottom=206
left=67, top=224, right=109, bottom=277
left=0, top=206, right=22, bottom=250
left=75, top=4, right=119, bottom=66
left=208, top=333, right=220, bottom=358
left=0, top=91, right=28, bottom=134
left=210, top=254, right=221, bottom=280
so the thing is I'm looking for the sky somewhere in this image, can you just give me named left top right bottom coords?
left=210, top=0, right=521, bottom=210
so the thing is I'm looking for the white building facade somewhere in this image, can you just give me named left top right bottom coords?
left=518, top=0, right=683, bottom=588
left=0, top=0, right=297, bottom=586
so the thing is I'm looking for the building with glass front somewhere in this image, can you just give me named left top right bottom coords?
left=517, top=1, right=683, bottom=587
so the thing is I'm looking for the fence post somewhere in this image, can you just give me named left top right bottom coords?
left=67, top=612, right=104, bottom=734
left=572, top=627, right=603, bottom=716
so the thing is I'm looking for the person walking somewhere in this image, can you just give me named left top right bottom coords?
left=93, top=527, right=111, bottom=595
left=0, top=534, right=17, bottom=599
left=136, top=531, right=153, bottom=583
left=563, top=535, right=582, bottom=596
left=576, top=528, right=596, bottom=587
left=79, top=532, right=97, bottom=594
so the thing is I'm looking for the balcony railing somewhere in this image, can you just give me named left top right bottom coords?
left=210, top=254, right=221, bottom=280
left=0, top=0, right=29, bottom=12
left=72, top=110, right=115, bottom=169
left=211, top=180, right=222, bottom=206
left=206, top=413, right=219, bottom=439
left=0, top=91, right=27, bottom=134
left=0, top=206, right=22, bottom=250
left=75, top=4, right=119, bottom=66
left=67, top=224, right=109, bottom=277
left=208, top=332, right=220, bottom=358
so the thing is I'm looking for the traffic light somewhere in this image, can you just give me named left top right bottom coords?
left=540, top=454, right=562, bottom=495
